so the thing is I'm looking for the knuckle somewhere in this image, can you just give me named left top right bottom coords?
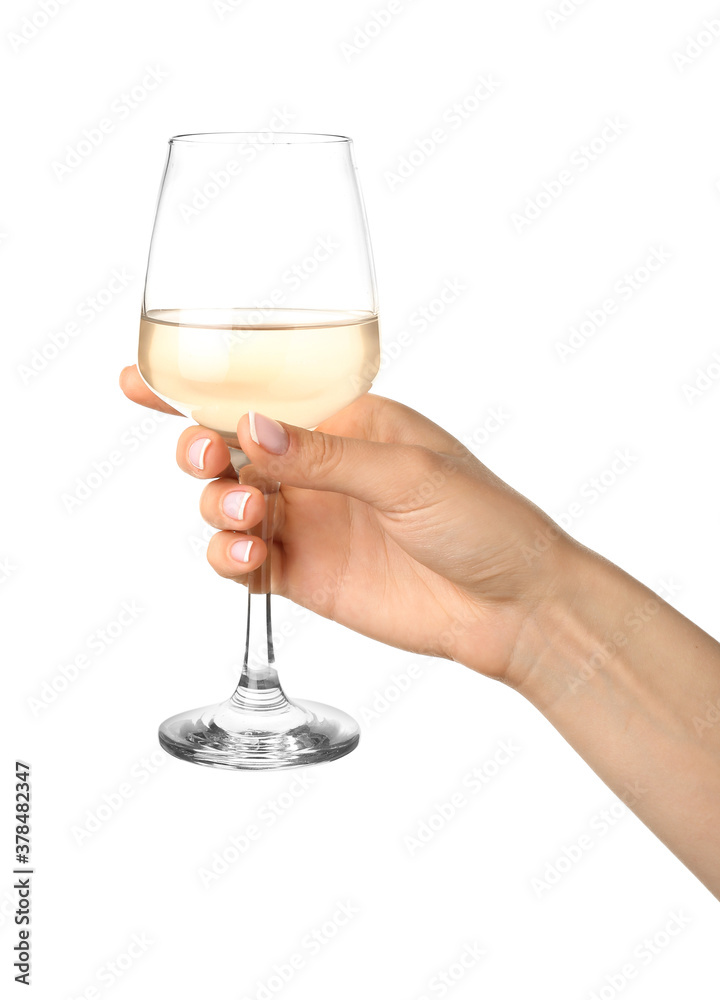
left=200, top=488, right=222, bottom=528
left=406, top=444, right=443, bottom=486
left=387, top=446, right=459, bottom=512
left=205, top=532, right=222, bottom=563
left=305, top=432, right=345, bottom=481
left=206, top=532, right=233, bottom=577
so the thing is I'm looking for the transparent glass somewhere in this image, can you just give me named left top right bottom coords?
left=138, top=132, right=380, bottom=769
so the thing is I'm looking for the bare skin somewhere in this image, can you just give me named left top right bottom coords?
left=121, top=364, right=720, bottom=898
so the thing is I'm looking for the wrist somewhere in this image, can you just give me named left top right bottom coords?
left=504, top=540, right=651, bottom=709
left=491, top=532, right=720, bottom=898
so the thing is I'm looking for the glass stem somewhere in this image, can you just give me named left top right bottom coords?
left=228, top=470, right=288, bottom=713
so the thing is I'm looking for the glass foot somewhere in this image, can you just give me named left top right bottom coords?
left=158, top=696, right=360, bottom=770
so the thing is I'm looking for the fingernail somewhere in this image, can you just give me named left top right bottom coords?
left=223, top=491, right=251, bottom=521
left=188, top=438, right=211, bottom=470
left=248, top=412, right=289, bottom=455
left=230, top=539, right=254, bottom=563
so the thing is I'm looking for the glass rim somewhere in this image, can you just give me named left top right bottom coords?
left=168, top=131, right=352, bottom=146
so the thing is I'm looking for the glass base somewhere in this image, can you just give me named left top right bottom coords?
left=158, top=696, right=360, bottom=770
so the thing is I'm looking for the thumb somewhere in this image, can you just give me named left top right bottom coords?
left=237, top=410, right=453, bottom=511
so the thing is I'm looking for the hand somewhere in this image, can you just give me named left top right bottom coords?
left=119, top=365, right=575, bottom=686
left=121, top=365, right=720, bottom=897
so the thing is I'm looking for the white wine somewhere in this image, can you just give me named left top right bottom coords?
left=138, top=307, right=380, bottom=443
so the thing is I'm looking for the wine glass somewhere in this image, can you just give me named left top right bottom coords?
left=138, top=132, right=380, bottom=769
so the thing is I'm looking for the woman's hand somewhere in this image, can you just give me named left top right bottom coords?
left=119, top=365, right=574, bottom=687
left=120, top=364, right=720, bottom=897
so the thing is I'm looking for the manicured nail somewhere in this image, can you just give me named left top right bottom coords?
left=230, top=539, right=254, bottom=563
left=248, top=412, right=289, bottom=455
left=223, top=491, right=251, bottom=521
left=188, top=437, right=211, bottom=470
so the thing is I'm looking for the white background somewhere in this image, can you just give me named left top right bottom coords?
left=4, top=0, right=720, bottom=996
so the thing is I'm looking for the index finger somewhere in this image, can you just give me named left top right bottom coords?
left=119, top=364, right=183, bottom=416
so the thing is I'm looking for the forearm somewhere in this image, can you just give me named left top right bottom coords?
left=514, top=543, right=720, bottom=898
